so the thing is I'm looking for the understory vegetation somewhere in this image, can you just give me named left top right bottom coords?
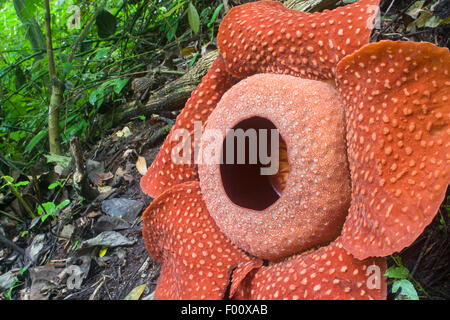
left=0, top=0, right=448, bottom=300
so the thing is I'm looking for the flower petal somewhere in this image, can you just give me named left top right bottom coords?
left=229, top=259, right=263, bottom=298
left=231, top=239, right=387, bottom=300
left=140, top=57, right=235, bottom=198
left=218, top=0, right=380, bottom=79
left=199, top=73, right=351, bottom=260
left=336, top=40, right=450, bottom=259
left=142, top=181, right=256, bottom=299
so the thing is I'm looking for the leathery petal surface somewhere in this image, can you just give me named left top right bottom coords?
left=230, top=239, right=387, bottom=300
left=142, top=181, right=261, bottom=299
left=336, top=40, right=450, bottom=259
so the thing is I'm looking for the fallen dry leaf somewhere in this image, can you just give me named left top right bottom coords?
left=136, top=156, right=147, bottom=175
left=114, top=166, right=134, bottom=183
left=116, top=126, right=132, bottom=138
left=123, top=284, right=147, bottom=300
left=97, top=185, right=112, bottom=193
left=88, top=171, right=113, bottom=186
left=122, top=149, right=135, bottom=158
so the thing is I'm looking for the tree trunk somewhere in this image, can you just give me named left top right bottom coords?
left=48, top=79, right=64, bottom=156
left=44, top=0, right=62, bottom=155
left=114, top=50, right=219, bottom=125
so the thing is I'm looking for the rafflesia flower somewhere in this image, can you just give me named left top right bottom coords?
left=140, top=0, right=449, bottom=300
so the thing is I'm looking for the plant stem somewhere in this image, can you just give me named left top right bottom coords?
left=10, top=187, right=36, bottom=219
left=0, top=209, right=24, bottom=223
left=0, top=233, right=25, bottom=255
left=392, top=255, right=430, bottom=298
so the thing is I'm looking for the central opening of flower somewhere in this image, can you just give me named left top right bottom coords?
left=220, top=116, right=290, bottom=211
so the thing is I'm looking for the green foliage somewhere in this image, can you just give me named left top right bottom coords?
left=96, top=8, right=117, bottom=38
left=406, top=0, right=450, bottom=32
left=2, top=266, right=27, bottom=300
left=0, top=175, right=29, bottom=190
left=48, top=181, right=62, bottom=190
left=44, top=153, right=71, bottom=168
left=187, top=2, right=200, bottom=35
left=0, top=0, right=224, bottom=170
left=37, top=199, right=70, bottom=222
left=391, top=280, right=419, bottom=300
left=384, top=266, right=409, bottom=279
left=1, top=175, right=35, bottom=219
left=385, top=256, right=423, bottom=300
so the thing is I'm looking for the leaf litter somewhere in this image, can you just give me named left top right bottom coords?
left=0, top=118, right=167, bottom=300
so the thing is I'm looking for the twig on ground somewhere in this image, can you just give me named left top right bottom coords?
left=0, top=233, right=25, bottom=255
left=410, top=234, right=432, bottom=277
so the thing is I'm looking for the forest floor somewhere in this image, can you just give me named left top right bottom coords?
left=0, top=0, right=449, bottom=300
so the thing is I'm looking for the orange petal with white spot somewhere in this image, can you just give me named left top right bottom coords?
left=199, top=73, right=351, bottom=260
left=142, top=181, right=256, bottom=299
left=218, top=0, right=380, bottom=80
left=229, top=259, right=263, bottom=298
left=336, top=40, right=450, bottom=259
left=231, top=239, right=387, bottom=300
left=140, top=57, right=235, bottom=198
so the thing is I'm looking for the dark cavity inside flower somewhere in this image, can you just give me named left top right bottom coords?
left=220, top=116, right=289, bottom=211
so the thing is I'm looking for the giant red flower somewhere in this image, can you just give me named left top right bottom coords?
left=140, top=0, right=449, bottom=300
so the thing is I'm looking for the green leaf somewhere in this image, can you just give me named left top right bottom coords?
left=96, top=8, right=117, bottom=38
left=64, top=119, right=87, bottom=142
left=123, top=284, right=147, bottom=300
left=162, top=1, right=187, bottom=18
left=187, top=2, right=200, bottom=35
left=25, top=130, right=47, bottom=153
left=62, top=62, right=72, bottom=74
left=392, top=279, right=419, bottom=300
left=113, top=78, right=129, bottom=94
left=19, top=266, right=28, bottom=275
left=165, top=20, right=179, bottom=42
left=72, top=240, right=80, bottom=251
left=207, top=3, right=224, bottom=28
left=37, top=202, right=56, bottom=216
left=56, top=199, right=70, bottom=210
left=189, top=52, right=199, bottom=67
left=89, top=88, right=101, bottom=106
left=89, top=81, right=111, bottom=107
left=48, top=182, right=61, bottom=190
left=2, top=176, right=14, bottom=184
left=44, top=154, right=71, bottom=168
left=99, top=247, right=108, bottom=257
left=95, top=48, right=110, bottom=60
left=9, top=130, right=26, bottom=142
left=14, top=181, right=30, bottom=187
left=384, top=266, right=409, bottom=279
left=415, top=10, right=433, bottom=28
left=424, top=15, right=450, bottom=28
left=406, top=0, right=425, bottom=19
